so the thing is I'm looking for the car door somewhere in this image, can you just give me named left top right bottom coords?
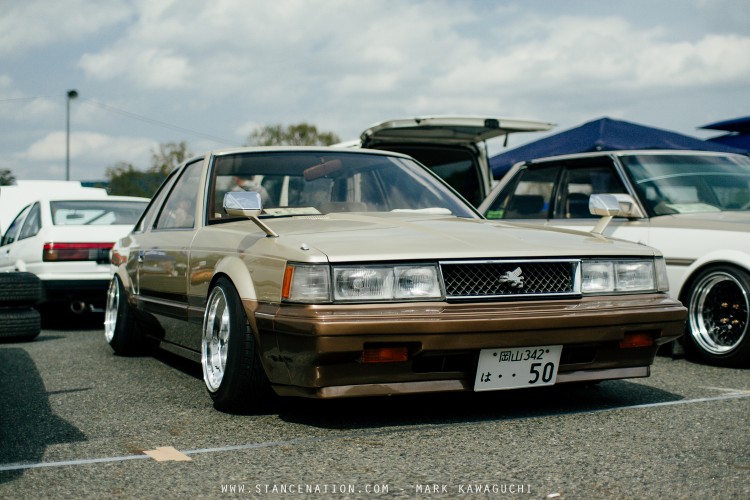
left=0, top=205, right=31, bottom=271
left=5, top=202, right=43, bottom=272
left=482, top=158, right=651, bottom=244
left=135, top=159, right=204, bottom=350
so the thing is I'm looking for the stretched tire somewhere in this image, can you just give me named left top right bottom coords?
left=201, top=277, right=274, bottom=413
left=0, top=272, right=41, bottom=307
left=104, top=276, right=150, bottom=356
left=683, top=266, right=750, bottom=367
left=0, top=307, right=41, bottom=341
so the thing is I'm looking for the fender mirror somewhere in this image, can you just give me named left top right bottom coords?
left=589, top=194, right=644, bottom=234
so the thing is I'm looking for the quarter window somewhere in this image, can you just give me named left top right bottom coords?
left=18, top=203, right=41, bottom=239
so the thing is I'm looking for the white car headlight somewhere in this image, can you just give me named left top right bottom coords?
left=582, top=259, right=657, bottom=294
left=334, top=265, right=442, bottom=302
left=282, top=263, right=443, bottom=303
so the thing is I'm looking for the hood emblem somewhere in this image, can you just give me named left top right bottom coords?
left=498, top=267, right=524, bottom=288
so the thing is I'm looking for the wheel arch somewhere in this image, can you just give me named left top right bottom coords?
left=210, top=255, right=258, bottom=301
left=677, top=250, right=750, bottom=303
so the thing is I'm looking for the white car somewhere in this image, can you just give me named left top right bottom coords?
left=0, top=194, right=148, bottom=314
left=478, top=150, right=750, bottom=367
left=340, top=116, right=554, bottom=207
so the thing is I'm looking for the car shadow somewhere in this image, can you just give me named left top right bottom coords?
left=38, top=309, right=104, bottom=331
left=0, top=348, right=87, bottom=483
left=277, top=380, right=683, bottom=430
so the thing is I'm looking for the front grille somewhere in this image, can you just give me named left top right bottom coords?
left=440, top=259, right=580, bottom=300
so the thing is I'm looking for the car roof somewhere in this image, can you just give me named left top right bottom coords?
left=523, top=149, right=750, bottom=165
left=360, top=116, right=555, bottom=145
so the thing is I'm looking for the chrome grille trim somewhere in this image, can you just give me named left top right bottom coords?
left=439, top=259, right=581, bottom=300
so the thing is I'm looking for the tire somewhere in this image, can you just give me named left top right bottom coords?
left=0, top=272, right=41, bottom=307
left=0, top=307, right=41, bottom=341
left=104, top=276, right=150, bottom=356
left=201, top=277, right=274, bottom=413
left=683, top=266, right=750, bottom=367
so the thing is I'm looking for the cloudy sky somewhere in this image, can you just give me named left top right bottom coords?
left=1, top=0, right=749, bottom=182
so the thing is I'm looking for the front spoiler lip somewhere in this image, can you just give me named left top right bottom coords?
left=273, top=366, right=650, bottom=398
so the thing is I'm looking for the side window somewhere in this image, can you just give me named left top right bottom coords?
left=2, top=205, right=31, bottom=246
left=155, top=160, right=203, bottom=230
left=553, top=164, right=628, bottom=219
left=18, top=203, right=42, bottom=240
left=484, top=166, right=561, bottom=219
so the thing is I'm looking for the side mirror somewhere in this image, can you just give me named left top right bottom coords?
left=222, top=191, right=278, bottom=238
left=589, top=194, right=644, bottom=234
left=223, top=191, right=262, bottom=217
left=589, top=193, right=644, bottom=219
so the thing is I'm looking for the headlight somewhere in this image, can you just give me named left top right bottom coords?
left=582, top=259, right=657, bottom=294
left=334, top=264, right=442, bottom=302
left=282, top=263, right=443, bottom=303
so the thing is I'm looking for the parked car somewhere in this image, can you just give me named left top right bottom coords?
left=340, top=116, right=554, bottom=207
left=0, top=180, right=108, bottom=235
left=478, top=150, right=750, bottom=367
left=0, top=194, right=149, bottom=314
left=105, top=146, right=685, bottom=413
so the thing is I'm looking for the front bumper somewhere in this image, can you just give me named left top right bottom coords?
left=248, top=294, right=686, bottom=398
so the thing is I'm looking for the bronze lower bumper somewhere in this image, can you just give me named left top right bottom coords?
left=246, top=294, right=686, bottom=398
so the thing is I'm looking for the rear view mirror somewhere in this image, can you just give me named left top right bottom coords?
left=589, top=194, right=644, bottom=234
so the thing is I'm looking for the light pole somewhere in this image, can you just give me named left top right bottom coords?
left=65, top=89, right=78, bottom=181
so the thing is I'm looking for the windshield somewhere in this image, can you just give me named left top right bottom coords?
left=50, top=200, right=148, bottom=225
left=621, top=154, right=750, bottom=215
left=208, top=151, right=478, bottom=222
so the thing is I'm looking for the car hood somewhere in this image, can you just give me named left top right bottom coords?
left=236, top=212, right=655, bottom=263
left=651, top=211, right=750, bottom=232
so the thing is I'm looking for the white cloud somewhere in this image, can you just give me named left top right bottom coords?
left=21, top=131, right=156, bottom=170
left=0, top=0, right=131, bottom=58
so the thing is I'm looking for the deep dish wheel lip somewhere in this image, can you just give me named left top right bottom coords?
left=688, top=271, right=749, bottom=356
left=202, top=286, right=231, bottom=393
left=104, top=278, right=119, bottom=344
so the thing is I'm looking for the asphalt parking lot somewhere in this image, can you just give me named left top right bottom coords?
left=1, top=316, right=748, bottom=499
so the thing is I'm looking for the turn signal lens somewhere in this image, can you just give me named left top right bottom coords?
left=619, top=332, right=654, bottom=349
left=362, top=346, right=409, bottom=363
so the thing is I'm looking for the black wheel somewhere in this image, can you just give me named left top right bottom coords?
left=0, top=307, right=41, bottom=341
left=683, top=266, right=750, bottom=367
left=0, top=272, right=41, bottom=307
left=201, top=277, right=274, bottom=413
left=104, top=276, right=150, bottom=356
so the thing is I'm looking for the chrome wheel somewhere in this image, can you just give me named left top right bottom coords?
left=202, top=286, right=231, bottom=393
left=104, top=278, right=119, bottom=344
left=688, top=271, right=749, bottom=356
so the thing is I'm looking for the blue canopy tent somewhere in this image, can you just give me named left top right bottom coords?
left=700, top=116, right=750, bottom=151
left=490, top=117, right=746, bottom=179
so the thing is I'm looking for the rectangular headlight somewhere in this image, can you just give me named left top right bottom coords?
left=582, top=259, right=656, bottom=294
left=333, top=264, right=442, bottom=302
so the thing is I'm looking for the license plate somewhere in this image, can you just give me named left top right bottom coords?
left=474, top=345, right=563, bottom=391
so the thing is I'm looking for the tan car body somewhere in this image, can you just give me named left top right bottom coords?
left=111, top=147, right=686, bottom=400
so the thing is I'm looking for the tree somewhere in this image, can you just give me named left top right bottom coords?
left=246, top=122, right=340, bottom=146
left=0, top=169, right=16, bottom=186
left=150, top=141, right=192, bottom=176
left=106, top=142, right=192, bottom=197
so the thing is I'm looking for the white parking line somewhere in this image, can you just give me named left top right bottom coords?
left=1, top=391, right=748, bottom=473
